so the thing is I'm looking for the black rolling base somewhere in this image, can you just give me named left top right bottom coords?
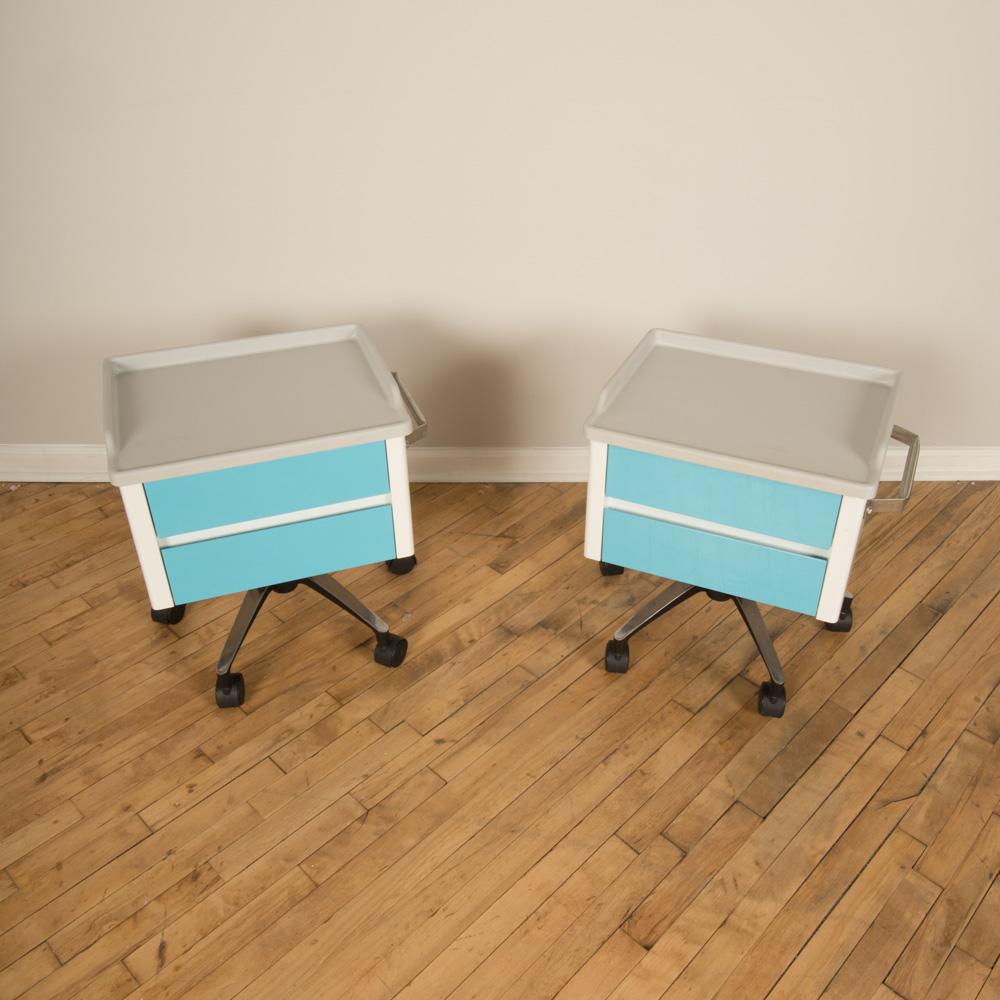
left=824, top=595, right=854, bottom=633
left=386, top=555, right=417, bottom=575
left=600, top=579, right=788, bottom=718
left=152, top=567, right=410, bottom=708
left=150, top=604, right=186, bottom=625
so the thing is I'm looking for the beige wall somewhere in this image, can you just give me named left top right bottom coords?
left=2, top=0, right=998, bottom=449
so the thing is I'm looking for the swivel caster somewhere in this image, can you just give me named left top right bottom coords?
left=151, top=604, right=186, bottom=625
left=824, top=595, right=853, bottom=633
left=374, top=632, right=408, bottom=667
left=272, top=581, right=298, bottom=594
left=605, top=639, right=630, bottom=673
left=386, top=555, right=417, bottom=575
left=600, top=562, right=624, bottom=577
left=215, top=672, right=246, bottom=708
left=757, top=681, right=786, bottom=718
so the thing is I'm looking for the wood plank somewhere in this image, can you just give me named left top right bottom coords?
left=763, top=829, right=924, bottom=1000
left=608, top=675, right=919, bottom=1000
left=958, top=876, right=1000, bottom=967
left=818, top=869, right=941, bottom=1000
left=923, top=948, right=992, bottom=1000
left=0, top=944, right=60, bottom=999
left=917, top=725, right=1000, bottom=887
left=0, top=482, right=997, bottom=1000
left=501, top=835, right=682, bottom=1000
left=553, top=930, right=648, bottom=1000
left=887, top=814, right=1000, bottom=998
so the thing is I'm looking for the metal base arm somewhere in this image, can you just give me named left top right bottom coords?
left=216, top=573, right=389, bottom=678
left=612, top=581, right=784, bottom=687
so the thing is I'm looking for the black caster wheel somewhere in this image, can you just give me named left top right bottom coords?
left=824, top=596, right=853, bottom=633
left=374, top=632, right=408, bottom=667
left=386, top=555, right=417, bottom=576
left=215, top=672, right=246, bottom=708
left=758, top=681, right=786, bottom=718
left=151, top=604, right=186, bottom=625
left=605, top=639, right=630, bottom=673
left=272, top=581, right=298, bottom=594
left=599, top=562, right=624, bottom=577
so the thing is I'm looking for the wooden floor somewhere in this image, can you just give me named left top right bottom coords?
left=0, top=480, right=998, bottom=1000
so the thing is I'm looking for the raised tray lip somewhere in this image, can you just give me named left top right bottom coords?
left=585, top=329, right=902, bottom=499
left=104, top=324, right=412, bottom=486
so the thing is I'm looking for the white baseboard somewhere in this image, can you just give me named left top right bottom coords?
left=1, top=443, right=999, bottom=484
left=0, top=445, right=111, bottom=483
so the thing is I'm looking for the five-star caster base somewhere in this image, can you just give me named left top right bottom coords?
left=599, top=578, right=816, bottom=718
left=150, top=570, right=409, bottom=708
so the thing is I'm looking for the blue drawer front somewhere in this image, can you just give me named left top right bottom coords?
left=602, top=508, right=826, bottom=616
left=162, top=505, right=396, bottom=604
left=145, top=442, right=390, bottom=538
left=605, top=447, right=841, bottom=549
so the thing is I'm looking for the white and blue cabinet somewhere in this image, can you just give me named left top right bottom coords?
left=106, top=325, right=424, bottom=708
left=585, top=445, right=866, bottom=624
left=584, top=330, right=918, bottom=718
left=120, top=436, right=415, bottom=611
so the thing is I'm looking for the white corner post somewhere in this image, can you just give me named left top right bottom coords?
left=119, top=483, right=175, bottom=610
left=816, top=495, right=867, bottom=623
left=385, top=436, right=415, bottom=559
left=584, top=442, right=608, bottom=562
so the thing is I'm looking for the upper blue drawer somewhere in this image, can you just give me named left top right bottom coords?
left=144, top=441, right=389, bottom=537
left=605, top=446, right=841, bottom=549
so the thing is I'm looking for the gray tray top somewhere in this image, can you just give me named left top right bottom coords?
left=104, top=325, right=412, bottom=486
left=586, top=330, right=901, bottom=499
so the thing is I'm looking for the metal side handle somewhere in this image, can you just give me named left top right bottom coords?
left=392, top=372, right=427, bottom=445
left=867, top=425, right=920, bottom=515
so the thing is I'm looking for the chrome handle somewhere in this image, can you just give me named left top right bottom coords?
left=392, top=372, right=427, bottom=445
left=867, top=425, right=920, bottom=515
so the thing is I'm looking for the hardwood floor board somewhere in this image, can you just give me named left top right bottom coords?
left=0, top=728, right=29, bottom=763
left=738, top=699, right=853, bottom=818
left=831, top=603, right=942, bottom=716
left=0, top=759, right=277, bottom=968
left=958, top=876, right=1000, bottom=968
left=19, top=864, right=222, bottom=1000
left=978, top=962, right=1000, bottom=1000
left=0, top=800, right=83, bottom=872
left=968, top=683, right=1000, bottom=744
left=653, top=737, right=914, bottom=1000
left=120, top=867, right=316, bottom=1000
left=624, top=802, right=761, bottom=947
left=887, top=814, right=1000, bottom=998
left=617, top=707, right=765, bottom=853
left=924, top=949, right=992, bottom=1000
left=816, top=868, right=941, bottom=1000
left=287, top=693, right=701, bottom=1000
left=0, top=943, right=60, bottom=999
left=0, top=482, right=997, bottom=1000
left=501, top=835, right=683, bottom=1000
left=399, top=836, right=638, bottom=1000
left=900, top=730, right=993, bottom=847
left=216, top=676, right=697, bottom=1000
left=301, top=767, right=447, bottom=885
left=883, top=588, right=1000, bottom=750
left=553, top=928, right=648, bottom=1000
left=608, top=675, right=920, bottom=1000
left=916, top=732, right=1000, bottom=888
left=761, top=828, right=924, bottom=1000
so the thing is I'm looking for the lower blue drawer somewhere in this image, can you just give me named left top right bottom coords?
left=162, top=505, right=396, bottom=604
left=602, top=508, right=826, bottom=616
